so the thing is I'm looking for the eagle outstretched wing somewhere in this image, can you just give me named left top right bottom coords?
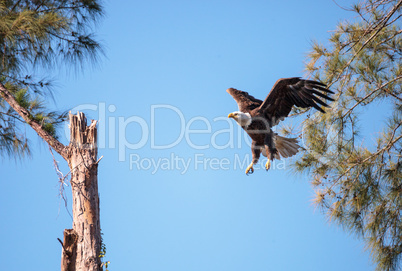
left=226, top=88, right=262, bottom=113
left=258, top=77, right=334, bottom=125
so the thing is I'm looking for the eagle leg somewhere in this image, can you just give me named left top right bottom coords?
left=264, top=145, right=271, bottom=171
left=265, top=159, right=271, bottom=171
left=245, top=163, right=254, bottom=175
left=247, top=141, right=261, bottom=175
left=264, top=133, right=279, bottom=171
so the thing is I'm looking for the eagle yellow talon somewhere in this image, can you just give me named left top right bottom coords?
left=245, top=163, right=254, bottom=175
left=265, top=160, right=271, bottom=171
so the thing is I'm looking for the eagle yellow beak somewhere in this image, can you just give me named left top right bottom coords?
left=228, top=113, right=235, bottom=119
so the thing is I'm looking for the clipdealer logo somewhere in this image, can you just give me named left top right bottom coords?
left=66, top=103, right=288, bottom=174
left=129, top=153, right=286, bottom=174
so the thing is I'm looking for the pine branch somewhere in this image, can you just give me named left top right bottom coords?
left=10, top=0, right=22, bottom=12
left=326, top=125, right=402, bottom=196
left=0, top=81, right=68, bottom=160
left=328, top=0, right=402, bottom=88
left=301, top=1, right=402, bottom=269
left=341, top=75, right=402, bottom=119
left=0, top=111, right=25, bottom=123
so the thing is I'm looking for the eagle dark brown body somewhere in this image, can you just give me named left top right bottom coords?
left=227, top=77, right=334, bottom=175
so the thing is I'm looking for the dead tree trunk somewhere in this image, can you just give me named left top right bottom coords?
left=62, top=112, right=101, bottom=271
left=0, top=82, right=102, bottom=271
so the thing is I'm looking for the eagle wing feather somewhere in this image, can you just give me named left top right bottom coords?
left=226, top=88, right=263, bottom=113
left=258, top=77, right=334, bottom=126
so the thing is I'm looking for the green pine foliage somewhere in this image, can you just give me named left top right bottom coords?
left=296, top=0, right=402, bottom=270
left=0, top=0, right=103, bottom=158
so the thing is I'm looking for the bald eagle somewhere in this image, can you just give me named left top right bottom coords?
left=227, top=77, right=334, bottom=175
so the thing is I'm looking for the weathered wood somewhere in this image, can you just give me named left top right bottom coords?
left=67, top=112, right=101, bottom=271
left=60, top=229, right=78, bottom=271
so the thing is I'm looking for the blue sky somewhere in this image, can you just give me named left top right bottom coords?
left=0, top=0, right=377, bottom=270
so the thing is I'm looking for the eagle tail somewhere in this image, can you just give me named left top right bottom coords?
left=261, top=135, right=301, bottom=159
left=275, top=135, right=300, bottom=159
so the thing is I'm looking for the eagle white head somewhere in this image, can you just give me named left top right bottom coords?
left=228, top=111, right=252, bottom=128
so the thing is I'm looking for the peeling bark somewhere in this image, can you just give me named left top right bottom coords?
left=60, top=229, right=78, bottom=271
left=67, top=112, right=101, bottom=271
